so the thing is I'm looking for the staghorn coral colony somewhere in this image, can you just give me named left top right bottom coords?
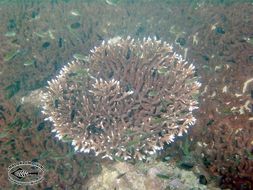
left=41, top=36, right=201, bottom=161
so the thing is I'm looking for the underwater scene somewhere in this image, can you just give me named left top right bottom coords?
left=0, top=0, right=253, bottom=189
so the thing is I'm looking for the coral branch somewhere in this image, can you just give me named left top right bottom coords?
left=41, top=37, right=201, bottom=160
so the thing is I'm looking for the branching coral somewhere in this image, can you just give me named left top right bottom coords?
left=41, top=37, right=201, bottom=160
left=201, top=116, right=253, bottom=189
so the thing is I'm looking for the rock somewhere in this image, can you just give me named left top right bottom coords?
left=199, top=175, right=208, bottom=185
left=20, top=89, right=44, bottom=107
left=87, top=161, right=208, bottom=190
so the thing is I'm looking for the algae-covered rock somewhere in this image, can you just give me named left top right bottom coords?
left=87, top=161, right=209, bottom=190
left=20, top=89, right=44, bottom=107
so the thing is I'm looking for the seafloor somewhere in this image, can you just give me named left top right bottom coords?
left=0, top=0, right=252, bottom=189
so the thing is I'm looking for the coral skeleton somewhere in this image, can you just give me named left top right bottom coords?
left=41, top=37, right=201, bottom=160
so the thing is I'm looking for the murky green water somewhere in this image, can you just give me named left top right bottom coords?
left=0, top=0, right=253, bottom=189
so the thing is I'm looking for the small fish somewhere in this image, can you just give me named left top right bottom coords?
left=23, top=60, right=35, bottom=66
left=73, top=53, right=89, bottom=61
left=70, top=10, right=80, bottom=16
left=4, top=49, right=20, bottom=62
left=4, top=31, right=16, bottom=37
left=105, top=0, right=121, bottom=5
left=105, top=0, right=116, bottom=5
left=70, top=22, right=81, bottom=29
left=156, top=173, right=170, bottom=179
left=117, top=172, right=126, bottom=179
left=34, top=32, right=47, bottom=38
left=157, top=67, right=168, bottom=74
left=58, top=37, right=63, bottom=48
left=244, top=37, right=253, bottom=45
left=48, top=30, right=55, bottom=40
left=163, top=156, right=171, bottom=161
